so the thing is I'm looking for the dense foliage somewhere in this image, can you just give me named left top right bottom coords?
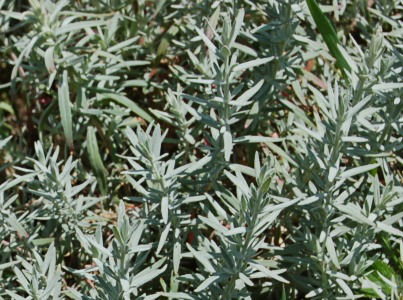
left=0, top=0, right=402, bottom=299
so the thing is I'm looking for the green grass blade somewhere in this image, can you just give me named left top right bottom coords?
left=58, top=71, right=73, bottom=148
left=281, top=285, right=287, bottom=300
left=306, top=0, right=351, bottom=72
left=87, top=126, right=108, bottom=195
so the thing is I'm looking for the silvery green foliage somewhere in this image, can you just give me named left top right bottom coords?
left=272, top=14, right=403, bottom=300
left=7, top=243, right=63, bottom=300
left=185, top=156, right=295, bottom=299
left=17, top=142, right=102, bottom=234
left=68, top=201, right=166, bottom=299
left=0, top=138, right=32, bottom=296
left=0, top=0, right=402, bottom=299
left=122, top=123, right=210, bottom=295
left=0, top=140, right=102, bottom=298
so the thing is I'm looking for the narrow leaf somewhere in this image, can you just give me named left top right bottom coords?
left=306, top=0, right=351, bottom=72
left=340, top=163, right=379, bottom=179
left=58, top=70, right=73, bottom=147
left=229, top=8, right=245, bottom=47
left=326, top=236, right=340, bottom=269
left=233, top=57, right=274, bottom=73
left=195, top=276, right=220, bottom=292
left=44, top=46, right=56, bottom=73
left=223, top=131, right=232, bottom=161
left=156, top=222, right=171, bottom=255
left=100, top=93, right=153, bottom=122
left=230, top=80, right=264, bottom=106
left=87, top=126, right=108, bottom=195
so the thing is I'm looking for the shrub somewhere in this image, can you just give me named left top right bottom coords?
left=0, top=0, right=402, bottom=299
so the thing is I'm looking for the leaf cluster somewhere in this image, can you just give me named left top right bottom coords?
left=0, top=0, right=402, bottom=299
